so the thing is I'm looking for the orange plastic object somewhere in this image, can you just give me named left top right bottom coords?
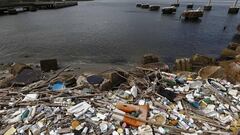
left=116, top=102, right=149, bottom=127
left=71, top=120, right=80, bottom=129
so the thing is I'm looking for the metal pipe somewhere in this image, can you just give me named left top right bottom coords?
left=177, top=0, right=180, bottom=4
left=233, top=0, right=238, bottom=7
left=207, top=0, right=212, bottom=6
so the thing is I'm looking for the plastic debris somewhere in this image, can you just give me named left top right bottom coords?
left=0, top=59, right=239, bottom=135
left=51, top=81, right=65, bottom=91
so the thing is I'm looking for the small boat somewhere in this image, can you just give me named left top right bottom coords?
left=149, top=5, right=160, bottom=11
left=162, top=6, right=176, bottom=14
left=136, top=3, right=142, bottom=7
left=181, top=8, right=204, bottom=20
left=141, top=4, right=150, bottom=9
left=187, top=4, right=194, bottom=9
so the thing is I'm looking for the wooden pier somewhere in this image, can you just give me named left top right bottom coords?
left=0, top=1, right=78, bottom=10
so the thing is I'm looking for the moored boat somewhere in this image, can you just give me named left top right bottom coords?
left=162, top=6, right=176, bottom=14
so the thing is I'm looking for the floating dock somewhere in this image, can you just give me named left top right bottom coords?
left=162, top=6, right=177, bottom=14
left=0, top=1, right=78, bottom=10
left=141, top=4, right=150, bottom=9
left=181, top=8, right=204, bottom=20
left=228, top=7, right=239, bottom=14
left=228, top=0, right=239, bottom=14
left=0, top=2, right=78, bottom=16
left=149, top=5, right=160, bottom=11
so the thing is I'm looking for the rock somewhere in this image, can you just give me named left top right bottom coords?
left=12, top=68, right=41, bottom=86
left=141, top=62, right=169, bottom=72
left=236, top=55, right=240, bottom=60
left=175, top=58, right=192, bottom=71
left=100, top=79, right=112, bottom=91
left=225, top=62, right=240, bottom=84
left=236, top=46, right=240, bottom=53
left=142, top=54, right=159, bottom=65
left=198, top=66, right=226, bottom=79
left=220, top=48, right=240, bottom=59
left=0, top=76, right=14, bottom=88
left=231, top=34, right=240, bottom=44
left=107, top=70, right=127, bottom=87
left=190, top=54, right=216, bottom=71
left=86, top=75, right=104, bottom=85
left=175, top=71, right=198, bottom=79
left=10, top=63, right=30, bottom=76
left=227, top=42, right=240, bottom=50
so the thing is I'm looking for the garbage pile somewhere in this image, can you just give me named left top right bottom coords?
left=0, top=57, right=240, bottom=135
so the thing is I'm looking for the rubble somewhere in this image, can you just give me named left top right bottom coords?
left=0, top=57, right=240, bottom=135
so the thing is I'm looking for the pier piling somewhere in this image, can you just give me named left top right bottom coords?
left=228, top=0, right=239, bottom=14
left=204, top=0, right=212, bottom=11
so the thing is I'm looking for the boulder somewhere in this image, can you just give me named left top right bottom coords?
left=142, top=54, right=159, bottom=65
left=107, top=70, right=128, bottom=87
left=12, top=68, right=41, bottom=86
left=225, top=62, right=240, bottom=84
left=175, top=58, right=192, bottom=71
left=231, top=34, right=240, bottom=44
left=227, top=42, right=240, bottom=50
left=220, top=48, right=240, bottom=59
left=190, top=54, right=216, bottom=71
left=100, top=79, right=112, bottom=91
left=141, top=62, right=169, bottom=72
left=198, top=66, right=226, bottom=80
left=236, top=46, right=240, bottom=53
left=0, top=76, right=14, bottom=88
left=10, top=63, right=30, bottom=76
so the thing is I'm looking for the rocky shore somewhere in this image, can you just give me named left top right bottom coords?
left=0, top=32, right=239, bottom=134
